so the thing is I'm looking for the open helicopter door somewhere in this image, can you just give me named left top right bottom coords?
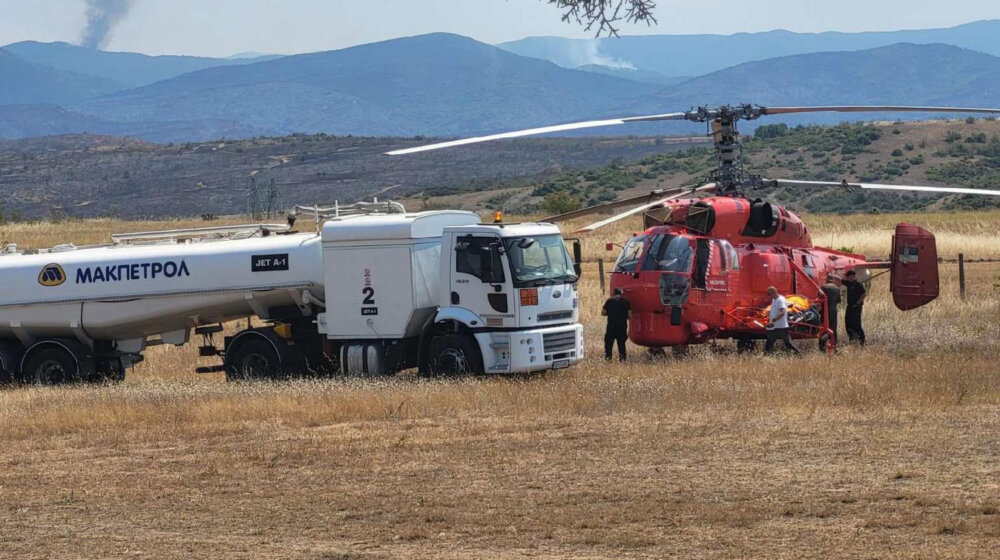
left=890, top=223, right=939, bottom=310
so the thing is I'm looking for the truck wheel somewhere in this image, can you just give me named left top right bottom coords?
left=0, top=341, right=23, bottom=385
left=226, top=338, right=281, bottom=381
left=428, top=334, right=483, bottom=376
left=22, top=346, right=79, bottom=385
left=94, top=358, right=126, bottom=384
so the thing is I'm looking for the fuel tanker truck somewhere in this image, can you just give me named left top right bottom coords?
left=0, top=202, right=584, bottom=384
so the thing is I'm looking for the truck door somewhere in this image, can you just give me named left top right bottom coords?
left=890, top=223, right=939, bottom=310
left=451, top=235, right=508, bottom=321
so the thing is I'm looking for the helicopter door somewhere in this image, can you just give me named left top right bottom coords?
left=706, top=240, right=729, bottom=291
left=890, top=223, right=939, bottom=310
left=692, top=239, right=710, bottom=289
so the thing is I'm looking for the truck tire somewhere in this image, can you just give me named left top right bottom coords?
left=0, top=341, right=22, bottom=385
left=226, top=337, right=281, bottom=381
left=428, top=334, right=483, bottom=376
left=22, top=345, right=79, bottom=385
left=94, top=357, right=126, bottom=384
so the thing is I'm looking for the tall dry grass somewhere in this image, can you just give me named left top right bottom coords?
left=0, top=213, right=995, bottom=441
left=0, top=214, right=997, bottom=560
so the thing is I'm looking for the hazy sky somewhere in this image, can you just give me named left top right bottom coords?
left=1, top=0, right=999, bottom=57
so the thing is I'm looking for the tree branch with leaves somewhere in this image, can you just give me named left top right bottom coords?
left=546, top=0, right=657, bottom=37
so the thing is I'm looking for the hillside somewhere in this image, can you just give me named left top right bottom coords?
left=0, top=133, right=694, bottom=219
left=422, top=118, right=1000, bottom=216
left=499, top=19, right=1000, bottom=78
left=0, top=49, right=122, bottom=105
left=2, top=41, right=282, bottom=89
left=1, top=35, right=999, bottom=142
left=645, top=44, right=1000, bottom=108
left=1, top=119, right=998, bottom=220
left=574, top=64, right=689, bottom=86
left=69, top=33, right=658, bottom=141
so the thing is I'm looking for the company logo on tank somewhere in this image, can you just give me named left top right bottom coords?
left=74, top=260, right=191, bottom=284
left=38, top=263, right=67, bottom=286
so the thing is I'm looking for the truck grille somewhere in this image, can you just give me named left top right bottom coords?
left=543, top=330, right=577, bottom=355
left=537, top=311, right=573, bottom=323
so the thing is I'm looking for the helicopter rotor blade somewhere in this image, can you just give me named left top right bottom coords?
left=769, top=179, right=1000, bottom=197
left=543, top=187, right=693, bottom=223
left=385, top=112, right=687, bottom=156
left=574, top=184, right=715, bottom=234
left=762, top=105, right=1000, bottom=117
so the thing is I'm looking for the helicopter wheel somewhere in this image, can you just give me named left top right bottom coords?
left=818, top=333, right=835, bottom=353
left=736, top=339, right=758, bottom=354
left=646, top=347, right=667, bottom=359
left=671, top=345, right=690, bottom=359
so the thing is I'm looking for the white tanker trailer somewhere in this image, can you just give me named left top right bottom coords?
left=0, top=203, right=584, bottom=384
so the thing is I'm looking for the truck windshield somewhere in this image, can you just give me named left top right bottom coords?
left=504, top=234, right=577, bottom=286
left=641, top=234, right=693, bottom=273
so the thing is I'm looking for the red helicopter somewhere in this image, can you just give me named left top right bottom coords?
left=388, top=104, right=1000, bottom=352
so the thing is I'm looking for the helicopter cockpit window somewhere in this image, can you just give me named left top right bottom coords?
left=614, top=235, right=648, bottom=273
left=718, top=240, right=740, bottom=271
left=800, top=253, right=816, bottom=279
left=641, top=234, right=693, bottom=273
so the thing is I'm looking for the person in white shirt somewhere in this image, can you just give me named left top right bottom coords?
left=764, top=286, right=800, bottom=355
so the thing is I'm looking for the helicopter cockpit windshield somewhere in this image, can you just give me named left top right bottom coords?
left=642, top=234, right=693, bottom=273
left=614, top=235, right=648, bottom=273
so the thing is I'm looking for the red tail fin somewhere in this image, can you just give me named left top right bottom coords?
left=890, top=223, right=939, bottom=310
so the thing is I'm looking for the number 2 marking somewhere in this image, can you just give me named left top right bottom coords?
left=362, top=287, right=376, bottom=305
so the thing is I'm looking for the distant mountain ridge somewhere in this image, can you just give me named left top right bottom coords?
left=0, top=49, right=122, bottom=105
left=2, top=41, right=282, bottom=89
left=499, top=20, right=1000, bottom=78
left=0, top=26, right=999, bottom=142
left=66, top=33, right=660, bottom=141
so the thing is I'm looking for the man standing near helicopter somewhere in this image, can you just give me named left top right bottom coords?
left=765, top=286, right=800, bottom=355
left=821, top=274, right=842, bottom=345
left=602, top=287, right=632, bottom=361
left=843, top=270, right=867, bottom=345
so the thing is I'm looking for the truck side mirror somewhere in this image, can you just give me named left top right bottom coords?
left=573, top=239, right=583, bottom=278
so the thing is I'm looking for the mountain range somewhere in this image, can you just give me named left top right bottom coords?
left=499, top=19, right=1000, bottom=78
left=0, top=21, right=999, bottom=142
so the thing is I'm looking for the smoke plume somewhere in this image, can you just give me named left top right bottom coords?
left=79, top=0, right=134, bottom=49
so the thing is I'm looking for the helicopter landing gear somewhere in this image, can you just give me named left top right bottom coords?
left=819, top=332, right=836, bottom=354
left=736, top=338, right=758, bottom=354
left=646, top=347, right=667, bottom=360
left=671, top=345, right=690, bottom=359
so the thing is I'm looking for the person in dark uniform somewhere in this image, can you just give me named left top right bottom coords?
left=602, top=288, right=631, bottom=361
left=820, top=274, right=842, bottom=345
left=843, top=270, right=866, bottom=345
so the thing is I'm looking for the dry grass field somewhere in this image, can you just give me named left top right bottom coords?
left=0, top=211, right=998, bottom=559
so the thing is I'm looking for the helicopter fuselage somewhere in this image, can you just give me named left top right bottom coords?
left=607, top=196, right=935, bottom=348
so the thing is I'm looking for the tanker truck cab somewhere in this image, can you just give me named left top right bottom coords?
left=318, top=213, right=583, bottom=377
left=437, top=223, right=584, bottom=374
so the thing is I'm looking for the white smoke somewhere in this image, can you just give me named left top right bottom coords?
left=576, top=40, right=636, bottom=70
left=79, top=0, right=134, bottom=49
